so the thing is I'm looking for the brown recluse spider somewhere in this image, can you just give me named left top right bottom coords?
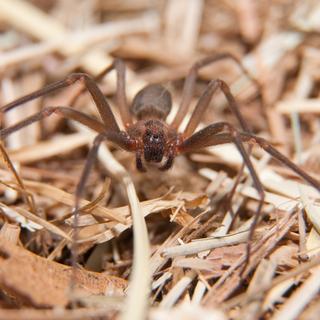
left=0, top=54, right=319, bottom=272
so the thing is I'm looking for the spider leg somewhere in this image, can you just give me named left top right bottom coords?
left=184, top=79, right=251, bottom=137
left=75, top=131, right=133, bottom=203
left=239, top=132, right=320, bottom=191
left=179, top=124, right=233, bottom=152
left=70, top=58, right=132, bottom=128
left=181, top=75, right=258, bottom=251
left=172, top=53, right=258, bottom=130
left=136, top=150, right=146, bottom=172
left=0, top=106, right=106, bottom=139
left=159, top=148, right=175, bottom=171
left=69, top=63, right=114, bottom=106
left=113, top=59, right=131, bottom=127
left=180, top=123, right=265, bottom=272
left=72, top=131, right=134, bottom=265
left=180, top=123, right=320, bottom=272
left=0, top=72, right=120, bottom=133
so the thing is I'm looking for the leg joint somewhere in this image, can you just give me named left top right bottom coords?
left=93, top=133, right=108, bottom=148
left=66, top=73, right=91, bottom=85
left=42, top=106, right=59, bottom=117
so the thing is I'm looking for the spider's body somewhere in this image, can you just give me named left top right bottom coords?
left=127, top=84, right=179, bottom=171
left=1, top=54, right=320, bottom=269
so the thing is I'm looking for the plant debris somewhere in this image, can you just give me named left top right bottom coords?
left=0, top=1, right=320, bottom=319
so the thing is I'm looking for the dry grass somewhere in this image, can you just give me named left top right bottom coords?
left=1, top=0, right=320, bottom=319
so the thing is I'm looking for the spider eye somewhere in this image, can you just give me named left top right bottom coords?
left=144, top=130, right=161, bottom=143
left=153, top=134, right=160, bottom=141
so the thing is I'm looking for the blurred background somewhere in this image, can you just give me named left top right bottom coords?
left=1, top=1, right=320, bottom=319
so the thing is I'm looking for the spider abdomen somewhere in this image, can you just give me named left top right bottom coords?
left=131, top=84, right=172, bottom=121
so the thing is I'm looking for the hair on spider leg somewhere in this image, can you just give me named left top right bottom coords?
left=1, top=54, right=319, bottom=276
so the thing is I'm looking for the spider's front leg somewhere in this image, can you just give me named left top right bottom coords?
left=72, top=130, right=134, bottom=266
left=179, top=122, right=265, bottom=272
left=179, top=122, right=320, bottom=273
left=178, top=74, right=258, bottom=215
left=0, top=106, right=106, bottom=140
left=136, top=150, right=146, bottom=172
left=74, top=131, right=134, bottom=205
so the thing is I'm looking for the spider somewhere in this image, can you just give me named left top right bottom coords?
left=1, top=54, right=319, bottom=270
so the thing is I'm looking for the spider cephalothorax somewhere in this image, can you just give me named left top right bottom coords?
left=127, top=117, right=179, bottom=171
left=142, top=120, right=167, bottom=163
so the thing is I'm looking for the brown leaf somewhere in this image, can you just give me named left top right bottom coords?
left=0, top=237, right=127, bottom=307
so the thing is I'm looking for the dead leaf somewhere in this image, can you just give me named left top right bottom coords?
left=0, top=237, right=127, bottom=307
